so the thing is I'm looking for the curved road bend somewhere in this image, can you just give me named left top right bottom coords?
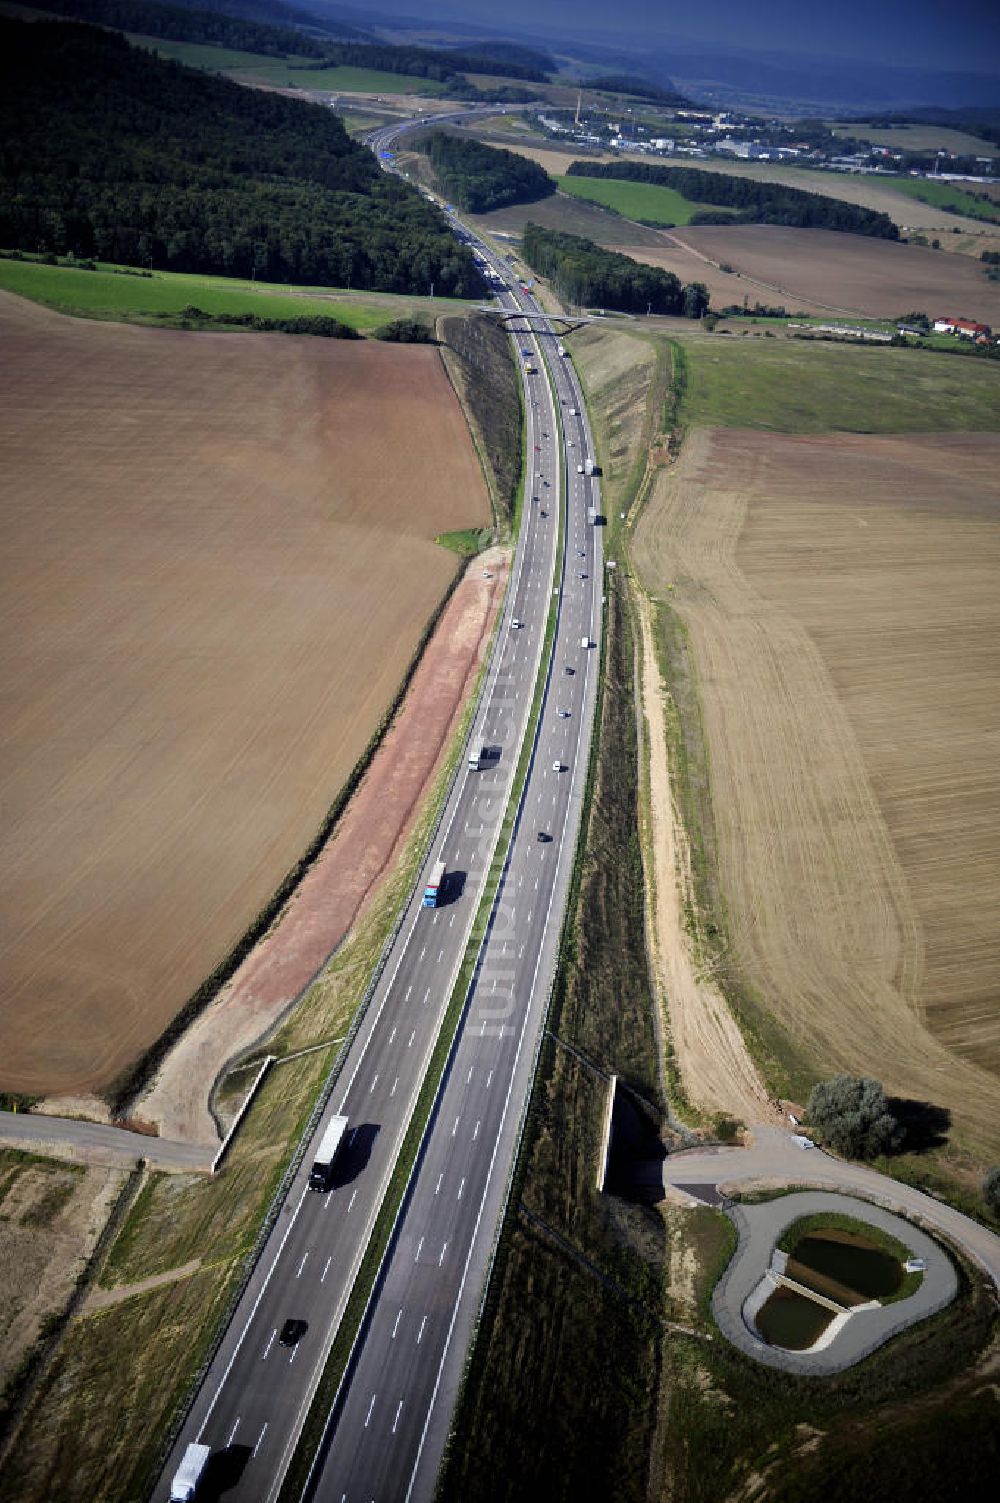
left=156, top=139, right=605, bottom=1503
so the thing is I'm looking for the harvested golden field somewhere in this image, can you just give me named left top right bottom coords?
left=0, top=292, right=489, bottom=1096
left=632, top=427, right=1000, bottom=1156
left=630, top=225, right=1000, bottom=323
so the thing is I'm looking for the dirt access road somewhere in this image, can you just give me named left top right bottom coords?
left=635, top=587, right=772, bottom=1125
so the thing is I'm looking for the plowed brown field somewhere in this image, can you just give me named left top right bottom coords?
left=0, top=292, right=489, bottom=1095
left=632, top=427, right=1000, bottom=1155
left=623, top=225, right=1000, bottom=323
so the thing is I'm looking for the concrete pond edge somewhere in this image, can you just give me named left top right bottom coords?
left=711, top=1189, right=959, bottom=1374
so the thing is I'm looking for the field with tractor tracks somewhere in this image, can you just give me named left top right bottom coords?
left=633, top=425, right=1000, bottom=1156
left=0, top=290, right=489, bottom=1096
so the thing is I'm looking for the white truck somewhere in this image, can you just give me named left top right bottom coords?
left=557, top=343, right=567, bottom=356
left=423, top=857, right=447, bottom=908
left=468, top=741, right=485, bottom=770
left=308, top=1114, right=349, bottom=1191
left=170, top=1443, right=211, bottom=1502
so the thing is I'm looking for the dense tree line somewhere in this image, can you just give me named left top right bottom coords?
left=567, top=160, right=900, bottom=238
left=419, top=133, right=554, bottom=213
left=174, top=306, right=360, bottom=335
left=27, top=0, right=329, bottom=57
left=291, top=40, right=549, bottom=84
left=0, top=19, right=484, bottom=294
left=522, top=223, right=709, bottom=316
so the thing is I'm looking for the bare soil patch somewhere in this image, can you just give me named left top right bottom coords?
left=632, top=427, right=1000, bottom=1157
left=630, top=225, right=1000, bottom=323
left=0, top=291, right=489, bottom=1096
left=0, top=1152, right=124, bottom=1399
left=618, top=238, right=842, bottom=318
left=634, top=589, right=770, bottom=1124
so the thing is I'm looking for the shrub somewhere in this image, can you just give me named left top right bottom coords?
left=983, top=1167, right=1000, bottom=1219
left=806, top=1075, right=904, bottom=1159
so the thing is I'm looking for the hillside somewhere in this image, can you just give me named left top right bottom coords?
left=0, top=16, right=483, bottom=293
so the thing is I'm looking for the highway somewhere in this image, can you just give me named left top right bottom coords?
left=157, top=111, right=603, bottom=1503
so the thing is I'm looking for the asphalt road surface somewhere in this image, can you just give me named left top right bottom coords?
left=157, top=119, right=604, bottom=1503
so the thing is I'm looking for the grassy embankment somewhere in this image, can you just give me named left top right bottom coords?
left=879, top=175, right=1000, bottom=224
left=442, top=583, right=669, bottom=1503
left=438, top=311, right=524, bottom=534
left=556, top=174, right=733, bottom=227
left=658, top=1213, right=997, bottom=1503
left=0, top=324, right=522, bottom=1502
left=0, top=254, right=471, bottom=331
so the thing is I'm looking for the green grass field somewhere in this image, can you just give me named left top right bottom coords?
left=678, top=332, right=1000, bottom=433
left=129, top=34, right=447, bottom=95
left=879, top=175, right=1000, bottom=223
left=832, top=123, right=999, bottom=155
left=0, top=256, right=471, bottom=330
left=556, top=174, right=732, bottom=227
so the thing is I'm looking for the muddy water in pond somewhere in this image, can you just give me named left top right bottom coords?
left=790, top=1232, right=903, bottom=1301
left=755, top=1287, right=835, bottom=1350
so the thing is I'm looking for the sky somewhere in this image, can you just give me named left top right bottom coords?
left=385, top=0, right=1000, bottom=76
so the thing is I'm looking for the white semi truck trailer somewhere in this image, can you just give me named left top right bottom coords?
left=308, top=1114, right=349, bottom=1192
left=170, top=1442, right=211, bottom=1501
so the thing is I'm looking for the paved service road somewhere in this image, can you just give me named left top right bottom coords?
left=0, top=1109, right=211, bottom=1172
left=156, top=111, right=604, bottom=1503
left=665, top=1125, right=1000, bottom=1292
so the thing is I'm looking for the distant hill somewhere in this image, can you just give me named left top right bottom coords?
left=581, top=75, right=690, bottom=106
left=150, top=0, right=368, bottom=38
left=0, top=17, right=484, bottom=294
left=26, top=0, right=333, bottom=55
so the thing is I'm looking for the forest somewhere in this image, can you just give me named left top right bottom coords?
left=27, top=0, right=328, bottom=57
left=566, top=160, right=900, bottom=237
left=521, top=224, right=709, bottom=316
left=419, top=133, right=555, bottom=213
left=0, top=18, right=484, bottom=294
left=29, top=0, right=552, bottom=82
